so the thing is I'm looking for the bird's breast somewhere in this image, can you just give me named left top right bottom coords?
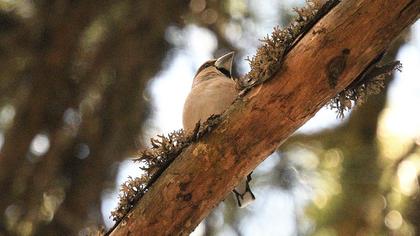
left=183, top=78, right=238, bottom=132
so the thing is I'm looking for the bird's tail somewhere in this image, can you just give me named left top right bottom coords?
left=233, top=173, right=255, bottom=208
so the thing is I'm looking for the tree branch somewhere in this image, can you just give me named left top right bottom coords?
left=109, top=0, right=419, bottom=235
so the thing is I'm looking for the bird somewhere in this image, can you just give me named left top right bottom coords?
left=182, top=52, right=255, bottom=208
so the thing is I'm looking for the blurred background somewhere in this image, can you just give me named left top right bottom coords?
left=0, top=0, right=419, bottom=235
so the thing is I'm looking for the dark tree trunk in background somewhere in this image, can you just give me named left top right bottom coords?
left=0, top=0, right=241, bottom=234
left=0, top=1, right=195, bottom=235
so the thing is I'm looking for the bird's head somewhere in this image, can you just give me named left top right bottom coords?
left=192, top=52, right=234, bottom=86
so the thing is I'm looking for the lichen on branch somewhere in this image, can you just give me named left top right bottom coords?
left=108, top=0, right=402, bottom=232
left=110, top=130, right=190, bottom=222
left=242, top=0, right=337, bottom=88
left=328, top=60, right=402, bottom=118
left=110, top=115, right=221, bottom=226
left=110, top=1, right=336, bottom=225
left=242, top=0, right=402, bottom=118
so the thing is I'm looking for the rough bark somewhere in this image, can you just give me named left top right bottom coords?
left=109, top=0, right=419, bottom=235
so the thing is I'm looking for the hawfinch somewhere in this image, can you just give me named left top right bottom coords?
left=183, top=52, right=255, bottom=208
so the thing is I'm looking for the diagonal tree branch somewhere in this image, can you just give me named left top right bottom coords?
left=109, top=0, right=419, bottom=235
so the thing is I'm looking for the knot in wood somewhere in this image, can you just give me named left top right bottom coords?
left=326, top=48, right=350, bottom=88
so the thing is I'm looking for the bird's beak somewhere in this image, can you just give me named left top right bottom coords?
left=215, top=51, right=234, bottom=77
